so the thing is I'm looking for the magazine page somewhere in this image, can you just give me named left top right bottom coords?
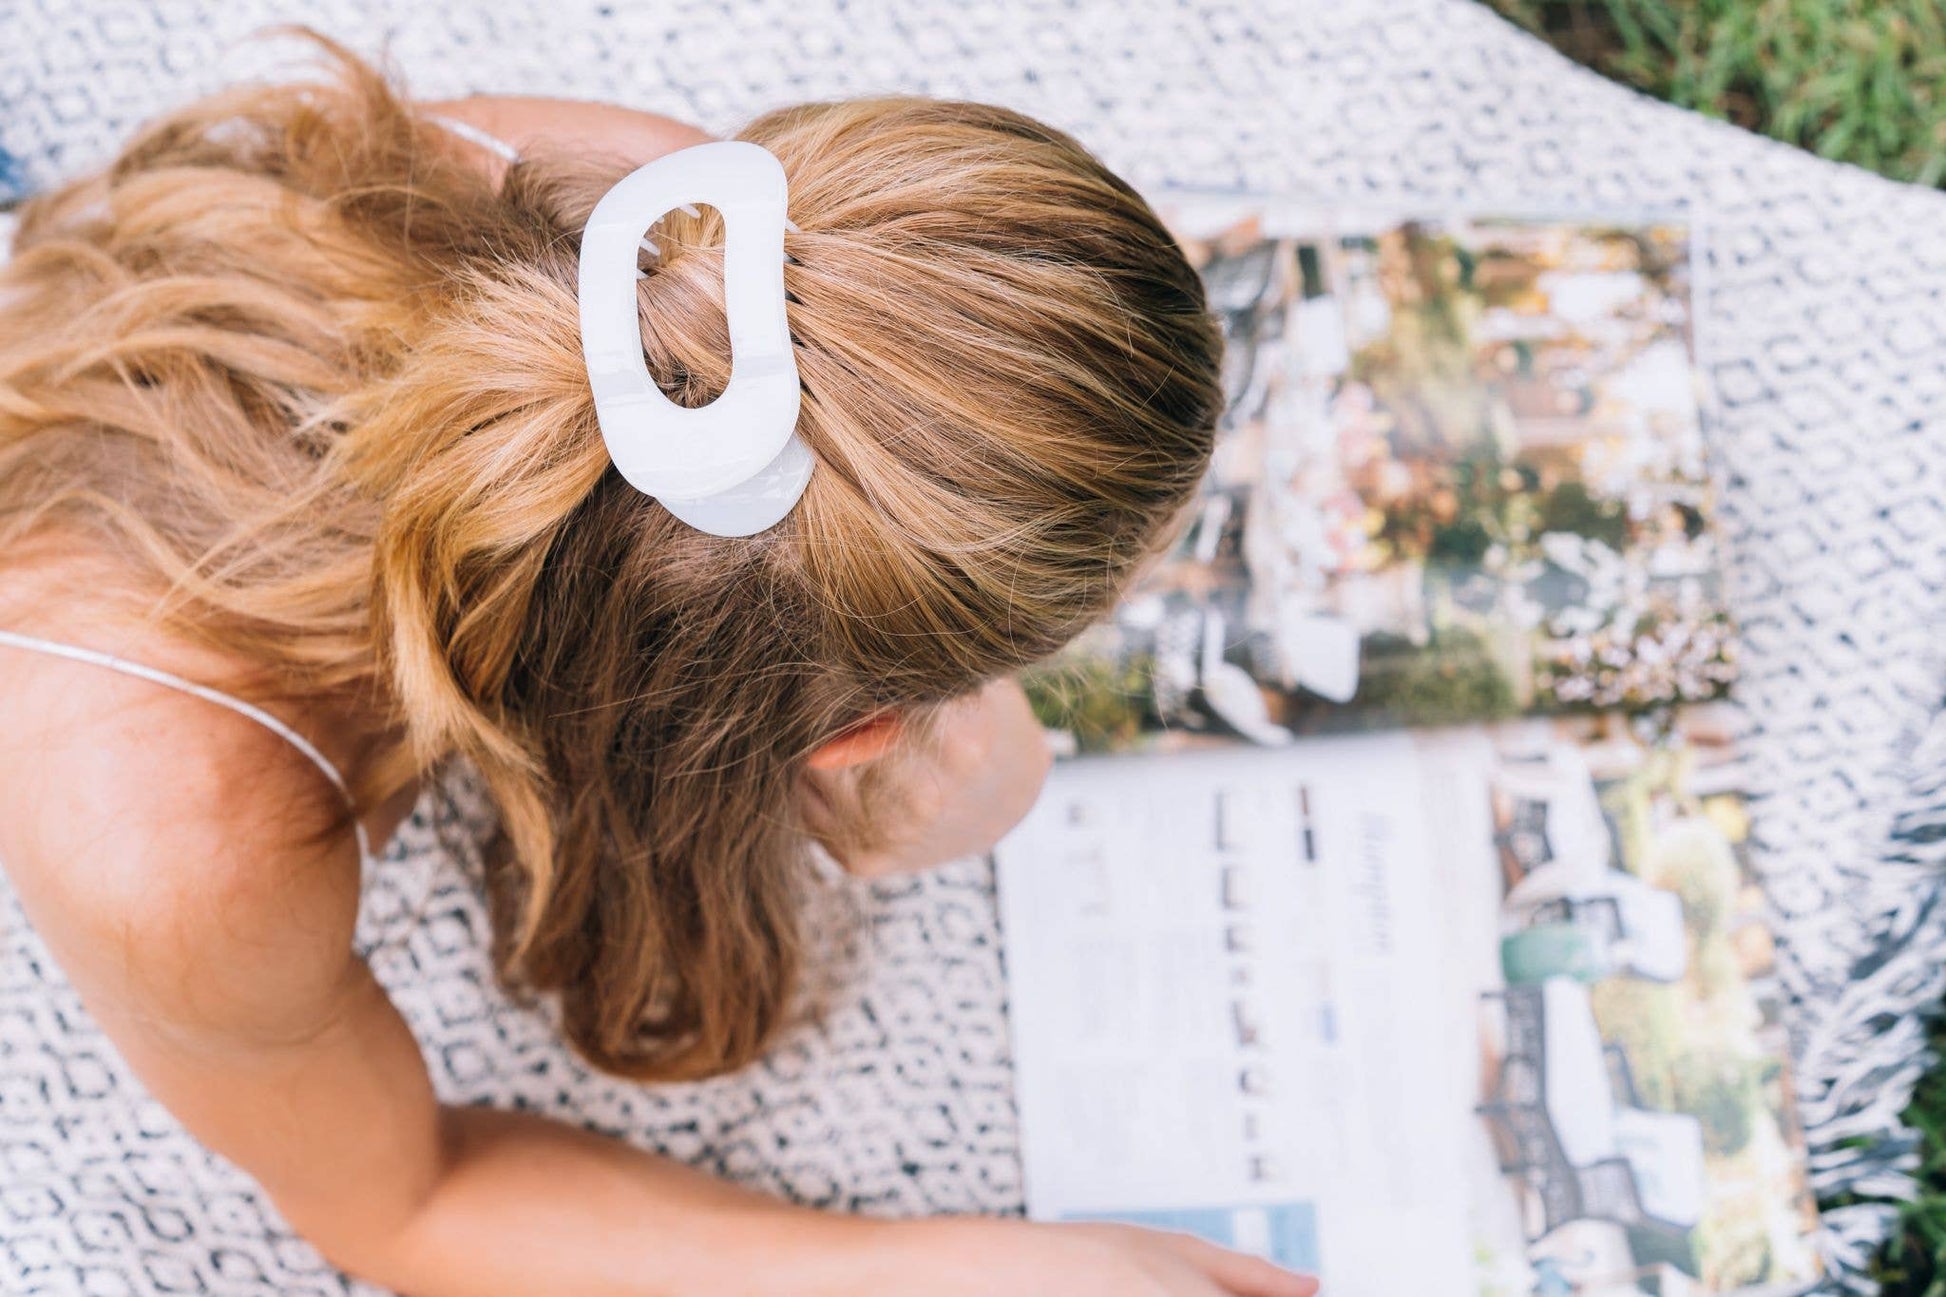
left=1026, top=203, right=1731, bottom=753
left=995, top=705, right=1820, bottom=1294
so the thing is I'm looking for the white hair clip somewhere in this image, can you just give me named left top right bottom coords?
left=578, top=141, right=812, bottom=537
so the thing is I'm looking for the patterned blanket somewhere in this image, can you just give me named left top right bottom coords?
left=6, top=1, right=1946, bottom=1291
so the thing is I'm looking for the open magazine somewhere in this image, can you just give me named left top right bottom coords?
left=994, top=203, right=1821, bottom=1295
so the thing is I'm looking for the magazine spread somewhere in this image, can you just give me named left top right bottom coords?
left=995, top=201, right=1821, bottom=1295
left=1025, top=202, right=1732, bottom=753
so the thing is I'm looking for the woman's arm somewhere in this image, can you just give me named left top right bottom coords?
left=0, top=660, right=858, bottom=1294
left=0, top=642, right=1310, bottom=1297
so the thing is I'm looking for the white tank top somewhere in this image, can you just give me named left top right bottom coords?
left=425, top=113, right=522, bottom=164
left=0, top=628, right=374, bottom=864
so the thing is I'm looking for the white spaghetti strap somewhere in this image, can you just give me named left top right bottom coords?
left=0, top=629, right=373, bottom=864
left=425, top=113, right=522, bottom=164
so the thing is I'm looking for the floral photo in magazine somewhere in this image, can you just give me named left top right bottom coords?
left=1029, top=207, right=1734, bottom=753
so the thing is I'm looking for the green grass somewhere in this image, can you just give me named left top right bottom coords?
left=1482, top=1, right=1946, bottom=187
left=1475, top=5, right=1946, bottom=1288
left=1864, top=1012, right=1946, bottom=1294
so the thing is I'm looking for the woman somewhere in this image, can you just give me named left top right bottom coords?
left=0, top=40, right=1316, bottom=1297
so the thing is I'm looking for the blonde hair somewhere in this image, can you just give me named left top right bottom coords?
left=0, top=40, right=1222, bottom=1078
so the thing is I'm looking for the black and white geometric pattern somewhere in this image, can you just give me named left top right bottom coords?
left=5, top=1, right=1946, bottom=1291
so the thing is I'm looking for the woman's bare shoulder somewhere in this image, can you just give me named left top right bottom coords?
left=0, top=548, right=365, bottom=1039
left=422, top=94, right=713, bottom=176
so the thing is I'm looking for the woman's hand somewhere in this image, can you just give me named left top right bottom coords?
left=873, top=1218, right=1320, bottom=1297
left=802, top=677, right=1053, bottom=878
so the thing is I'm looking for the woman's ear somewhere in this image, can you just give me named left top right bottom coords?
left=807, top=712, right=904, bottom=770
